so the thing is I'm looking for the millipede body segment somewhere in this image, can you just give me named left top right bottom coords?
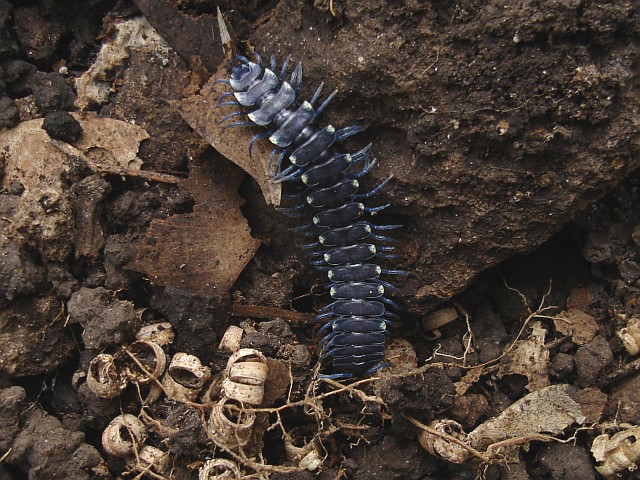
left=219, top=53, right=402, bottom=379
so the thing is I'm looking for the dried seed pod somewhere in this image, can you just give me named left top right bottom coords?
left=133, top=445, right=169, bottom=474
left=592, top=425, right=640, bottom=478
left=136, top=321, right=175, bottom=346
left=163, top=352, right=211, bottom=403
left=87, top=353, right=127, bottom=398
left=418, top=419, right=471, bottom=464
left=207, top=398, right=255, bottom=449
left=199, top=458, right=241, bottom=480
left=218, top=325, right=244, bottom=353
left=120, top=340, right=167, bottom=384
left=617, top=317, right=640, bottom=356
left=284, top=427, right=323, bottom=471
left=102, top=414, right=147, bottom=458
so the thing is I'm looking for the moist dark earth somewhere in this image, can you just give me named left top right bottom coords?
left=1, top=0, right=640, bottom=479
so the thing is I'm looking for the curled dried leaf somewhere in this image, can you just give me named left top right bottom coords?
left=422, top=307, right=459, bottom=339
left=221, top=377, right=265, bottom=406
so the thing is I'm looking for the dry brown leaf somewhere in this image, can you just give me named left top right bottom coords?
left=127, top=156, right=260, bottom=299
left=454, top=366, right=486, bottom=397
left=1, top=113, right=148, bottom=191
left=554, top=308, right=599, bottom=346
left=73, top=113, right=149, bottom=171
left=2, top=120, right=67, bottom=191
left=176, top=65, right=282, bottom=206
left=468, top=384, right=590, bottom=453
left=498, top=321, right=549, bottom=392
left=384, top=338, right=418, bottom=373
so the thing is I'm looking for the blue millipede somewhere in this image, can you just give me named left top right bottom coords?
left=218, top=53, right=403, bottom=379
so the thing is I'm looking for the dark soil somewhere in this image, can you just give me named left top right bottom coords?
left=1, top=0, right=640, bottom=479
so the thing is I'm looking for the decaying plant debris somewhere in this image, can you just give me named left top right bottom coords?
left=1, top=0, right=640, bottom=479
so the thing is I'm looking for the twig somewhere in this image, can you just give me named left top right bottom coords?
left=596, top=357, right=640, bottom=389
left=231, top=304, right=316, bottom=323
left=50, top=139, right=182, bottom=185
left=0, top=448, right=12, bottom=463
left=329, top=0, right=337, bottom=16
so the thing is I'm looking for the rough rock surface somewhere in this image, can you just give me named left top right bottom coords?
left=243, top=0, right=640, bottom=311
left=67, top=286, right=138, bottom=351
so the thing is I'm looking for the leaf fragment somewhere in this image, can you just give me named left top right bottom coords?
left=127, top=156, right=260, bottom=299
left=497, top=321, right=550, bottom=391
left=554, top=308, right=599, bottom=346
left=176, top=65, right=282, bottom=206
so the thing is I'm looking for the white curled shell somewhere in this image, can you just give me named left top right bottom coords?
left=199, top=458, right=241, bottom=480
left=163, top=352, right=211, bottom=403
left=87, top=353, right=127, bottom=398
left=221, top=348, right=269, bottom=404
left=136, top=321, right=175, bottom=346
left=418, top=419, right=472, bottom=464
left=592, top=426, right=640, bottom=478
left=138, top=445, right=169, bottom=474
left=422, top=307, right=459, bottom=340
left=226, top=348, right=269, bottom=385
left=284, top=427, right=322, bottom=471
left=221, top=377, right=265, bottom=405
left=228, top=360, right=270, bottom=386
left=617, top=317, right=640, bottom=356
left=102, top=414, right=147, bottom=458
left=218, top=325, right=244, bottom=353
left=121, top=340, right=167, bottom=384
left=201, top=373, right=223, bottom=404
left=207, top=398, right=256, bottom=449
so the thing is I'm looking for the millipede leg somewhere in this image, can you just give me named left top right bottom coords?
left=354, top=176, right=393, bottom=200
